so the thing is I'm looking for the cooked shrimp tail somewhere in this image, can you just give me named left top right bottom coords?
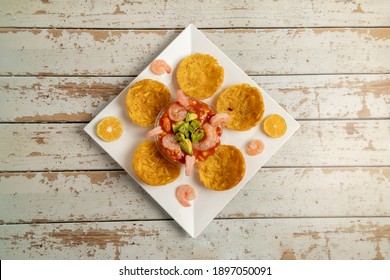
left=177, top=89, right=190, bottom=108
left=210, top=113, right=231, bottom=128
left=146, top=126, right=163, bottom=139
left=185, top=155, right=196, bottom=176
left=176, top=184, right=196, bottom=207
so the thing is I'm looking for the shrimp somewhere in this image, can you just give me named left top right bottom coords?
left=162, top=134, right=180, bottom=151
left=150, top=59, right=171, bottom=75
left=246, top=139, right=265, bottom=156
left=176, top=184, right=196, bottom=207
left=192, top=123, right=219, bottom=151
left=210, top=113, right=231, bottom=128
left=146, top=125, right=163, bottom=139
left=168, top=103, right=187, bottom=121
left=177, top=89, right=190, bottom=108
left=185, top=155, right=196, bottom=176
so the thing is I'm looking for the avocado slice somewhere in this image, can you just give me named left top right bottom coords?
left=174, top=132, right=186, bottom=142
left=178, top=122, right=190, bottom=138
left=172, top=121, right=185, bottom=133
left=188, top=119, right=201, bottom=133
left=185, top=112, right=198, bottom=122
left=179, top=139, right=193, bottom=155
left=191, top=129, right=204, bottom=143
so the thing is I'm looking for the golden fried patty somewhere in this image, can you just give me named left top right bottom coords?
left=176, top=53, right=224, bottom=99
left=126, top=79, right=171, bottom=127
left=198, top=145, right=245, bottom=191
left=132, top=140, right=180, bottom=186
left=216, top=83, right=264, bottom=131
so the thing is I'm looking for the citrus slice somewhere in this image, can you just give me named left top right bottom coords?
left=262, top=114, right=287, bottom=138
left=96, top=116, right=123, bottom=142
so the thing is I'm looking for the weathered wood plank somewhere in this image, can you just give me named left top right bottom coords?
left=257, top=75, right=390, bottom=120
left=1, top=75, right=389, bottom=122
left=0, top=124, right=118, bottom=171
left=1, top=28, right=389, bottom=76
left=0, top=168, right=388, bottom=224
left=1, top=121, right=389, bottom=171
left=0, top=218, right=389, bottom=259
left=0, top=76, right=130, bottom=122
left=1, top=0, right=389, bottom=28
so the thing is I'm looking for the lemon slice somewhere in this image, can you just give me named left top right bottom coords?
left=96, top=116, right=123, bottom=142
left=262, top=114, right=287, bottom=138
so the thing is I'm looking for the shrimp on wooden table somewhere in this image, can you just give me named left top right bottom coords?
left=210, top=113, right=231, bottom=128
left=146, top=125, right=163, bottom=139
left=150, top=59, right=171, bottom=75
left=176, top=184, right=196, bottom=207
left=192, top=123, right=219, bottom=151
left=168, top=103, right=187, bottom=122
left=246, top=139, right=265, bottom=156
left=162, top=134, right=181, bottom=151
left=185, top=155, right=196, bottom=176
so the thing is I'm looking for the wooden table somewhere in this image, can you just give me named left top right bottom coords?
left=0, top=0, right=389, bottom=260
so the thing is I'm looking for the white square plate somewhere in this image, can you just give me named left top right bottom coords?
left=84, top=24, right=300, bottom=237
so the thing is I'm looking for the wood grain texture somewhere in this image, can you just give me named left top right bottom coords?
left=1, top=0, right=389, bottom=28
left=1, top=218, right=388, bottom=259
left=1, top=28, right=389, bottom=76
left=0, top=76, right=130, bottom=122
left=1, top=121, right=388, bottom=171
left=1, top=75, right=389, bottom=122
left=1, top=0, right=389, bottom=261
left=0, top=168, right=389, bottom=224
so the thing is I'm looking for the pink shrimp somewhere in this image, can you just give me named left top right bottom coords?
left=168, top=103, right=187, bottom=121
left=146, top=125, right=163, bottom=139
left=246, top=139, right=265, bottom=156
left=176, top=184, right=196, bottom=207
left=176, top=89, right=190, bottom=108
left=210, top=113, right=231, bottom=128
left=185, top=155, right=196, bottom=176
left=150, top=59, right=171, bottom=75
left=192, top=123, right=219, bottom=151
left=162, top=134, right=180, bottom=151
